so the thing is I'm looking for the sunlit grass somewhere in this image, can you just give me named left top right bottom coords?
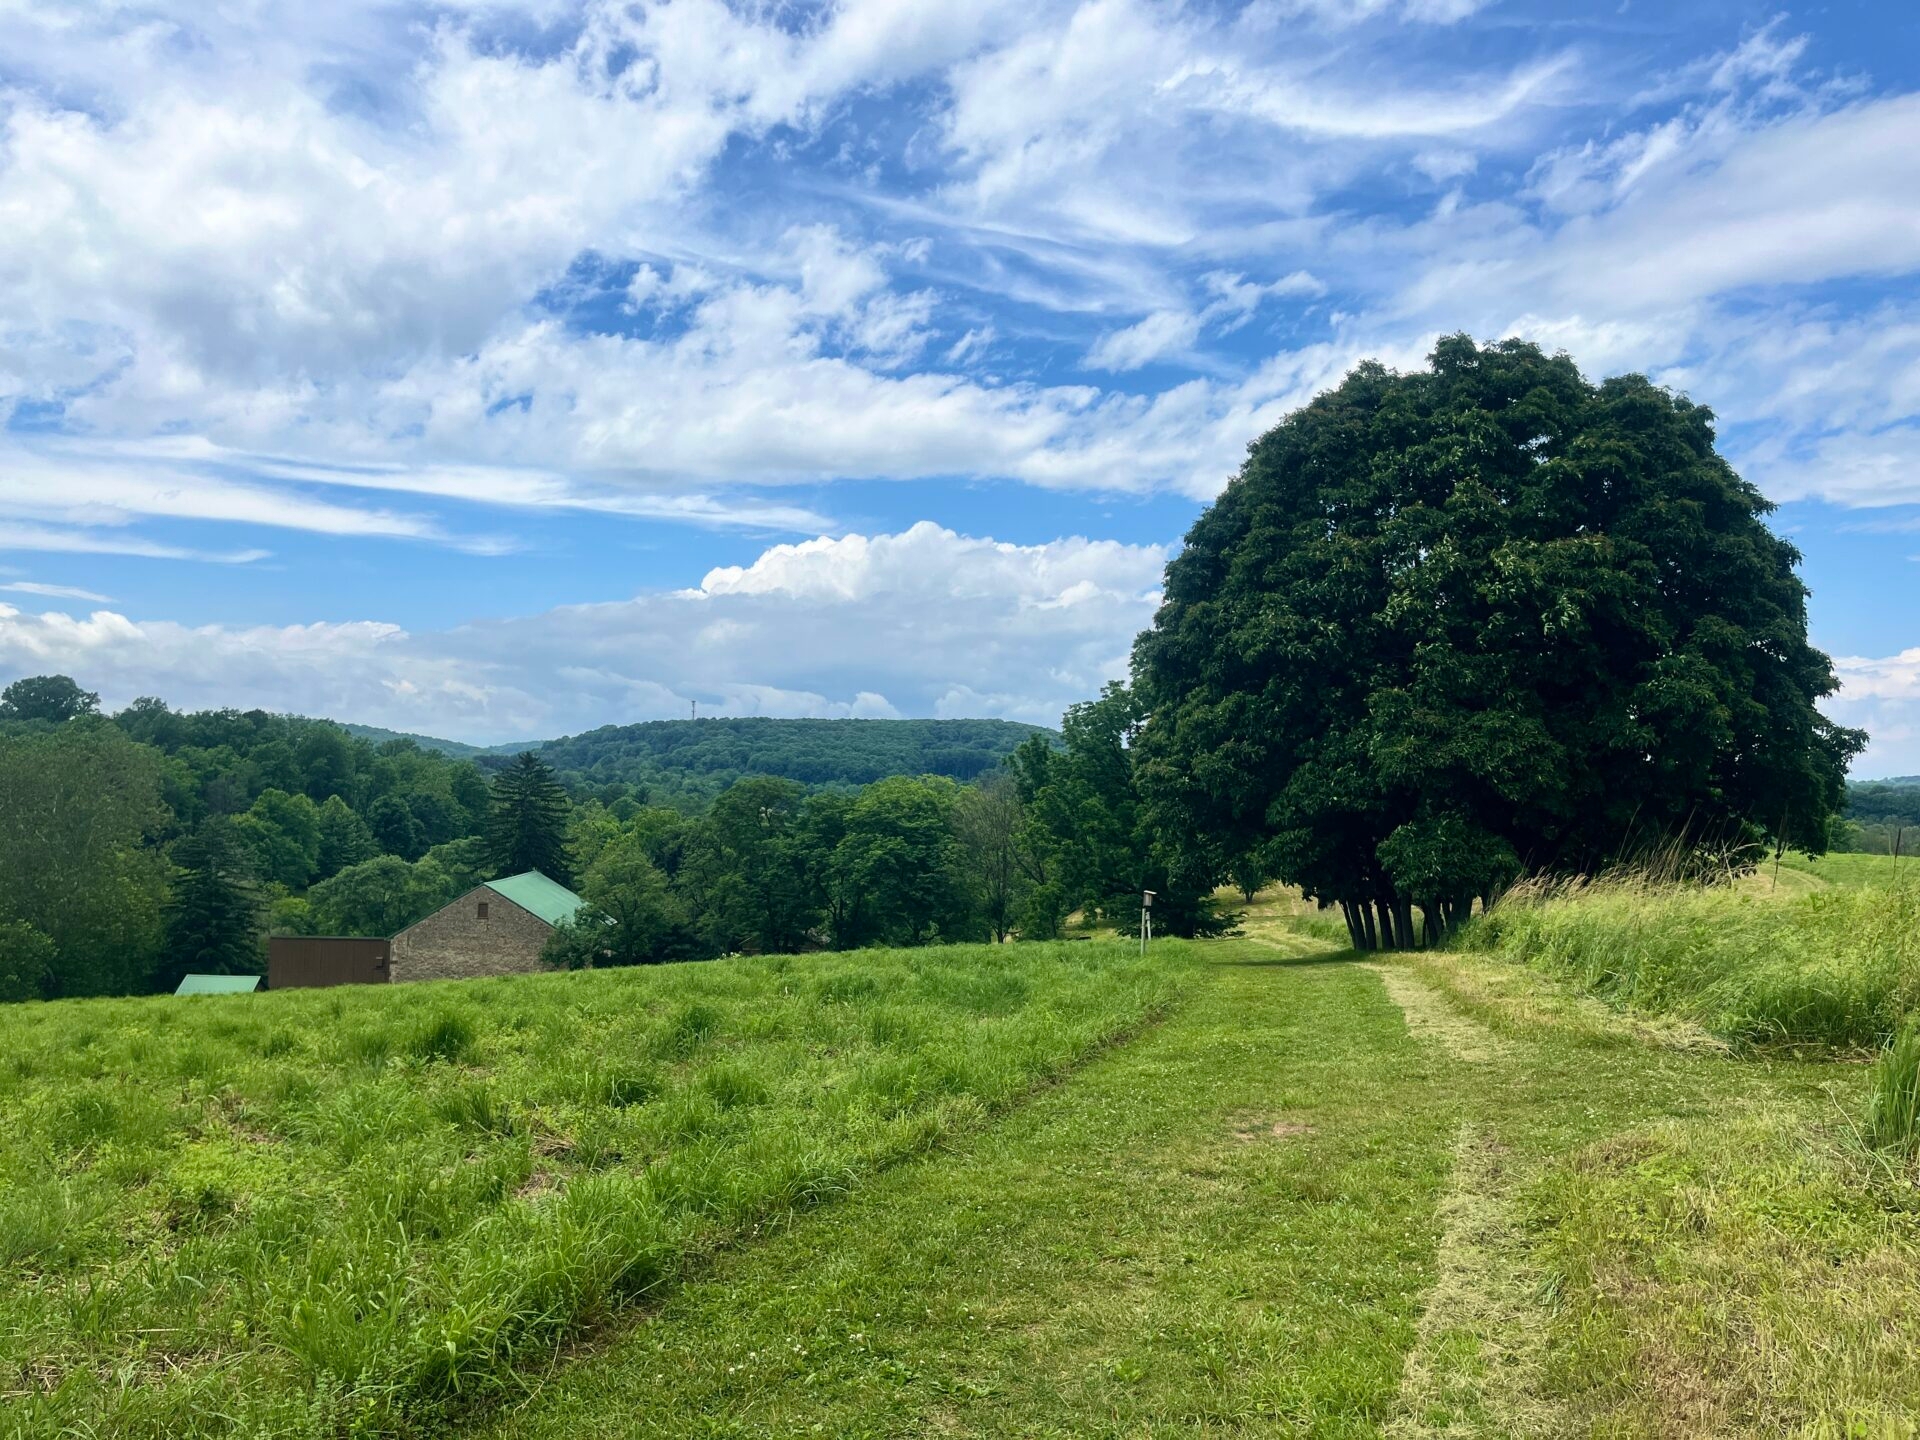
left=0, top=941, right=1177, bottom=1438
left=1456, top=874, right=1920, bottom=1048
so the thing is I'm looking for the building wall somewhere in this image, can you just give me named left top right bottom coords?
left=389, top=885, right=553, bottom=983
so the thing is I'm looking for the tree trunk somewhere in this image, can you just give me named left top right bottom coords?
left=1341, top=899, right=1366, bottom=951
left=1360, top=901, right=1378, bottom=951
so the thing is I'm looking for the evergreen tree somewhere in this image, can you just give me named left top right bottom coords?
left=162, top=819, right=261, bottom=986
left=486, top=752, right=573, bottom=883
left=315, top=795, right=377, bottom=878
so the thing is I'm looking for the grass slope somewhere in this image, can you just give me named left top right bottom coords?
left=0, top=941, right=1171, bottom=1438
left=1458, top=874, right=1920, bottom=1048
left=487, top=906, right=1920, bottom=1439
left=491, top=929, right=1461, bottom=1438
left=11, top=893, right=1920, bottom=1437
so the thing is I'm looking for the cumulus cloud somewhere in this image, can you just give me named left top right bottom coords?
left=1830, top=649, right=1920, bottom=777
left=0, top=524, right=1167, bottom=740
left=0, top=0, right=1913, bottom=766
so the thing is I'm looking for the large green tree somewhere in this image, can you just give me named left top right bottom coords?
left=679, top=778, right=815, bottom=954
left=0, top=673, right=99, bottom=724
left=486, top=752, right=573, bottom=882
left=1131, top=336, right=1865, bottom=949
left=0, top=723, right=168, bottom=995
left=572, top=831, right=689, bottom=965
left=233, top=788, right=323, bottom=889
left=953, top=770, right=1031, bottom=942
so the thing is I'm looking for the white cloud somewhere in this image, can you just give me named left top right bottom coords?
left=0, top=523, right=268, bottom=564
left=0, top=581, right=111, bottom=602
left=1830, top=649, right=1920, bottom=777
left=1085, top=310, right=1204, bottom=371
left=0, top=524, right=1167, bottom=739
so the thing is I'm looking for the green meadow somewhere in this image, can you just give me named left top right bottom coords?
left=8, top=884, right=1920, bottom=1438
left=0, top=941, right=1173, bottom=1437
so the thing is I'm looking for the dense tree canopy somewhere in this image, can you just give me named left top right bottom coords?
left=0, top=674, right=99, bottom=723
left=0, top=723, right=169, bottom=996
left=1131, top=337, right=1864, bottom=949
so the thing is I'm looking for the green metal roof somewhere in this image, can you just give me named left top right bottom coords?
left=175, top=974, right=262, bottom=996
left=484, top=870, right=588, bottom=927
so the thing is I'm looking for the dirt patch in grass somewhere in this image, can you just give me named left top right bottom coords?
left=1227, top=1114, right=1315, bottom=1144
left=1365, top=962, right=1512, bottom=1064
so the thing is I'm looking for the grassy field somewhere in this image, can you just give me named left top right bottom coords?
left=0, top=941, right=1174, bottom=1438
left=471, top=904, right=1920, bottom=1438
left=9, top=892, right=1920, bottom=1437
left=1776, top=849, right=1920, bottom=890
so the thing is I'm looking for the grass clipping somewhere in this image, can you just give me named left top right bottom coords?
left=0, top=940, right=1176, bottom=1438
left=1387, top=1125, right=1556, bottom=1439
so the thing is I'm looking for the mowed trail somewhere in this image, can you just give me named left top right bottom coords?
left=488, top=941, right=1467, bottom=1438
left=485, top=933, right=1829, bottom=1439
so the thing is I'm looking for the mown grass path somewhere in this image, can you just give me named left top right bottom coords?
left=491, top=936, right=1464, bottom=1438
left=489, top=924, right=1920, bottom=1439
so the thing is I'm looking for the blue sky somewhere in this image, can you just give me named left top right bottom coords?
left=1, top=0, right=1917, bottom=773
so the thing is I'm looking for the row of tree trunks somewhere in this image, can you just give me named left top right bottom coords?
left=1337, top=895, right=1477, bottom=951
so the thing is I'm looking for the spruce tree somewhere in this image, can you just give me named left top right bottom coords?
left=486, top=752, right=573, bottom=883
left=162, top=819, right=261, bottom=986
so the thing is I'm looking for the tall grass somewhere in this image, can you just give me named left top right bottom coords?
left=1456, top=874, right=1920, bottom=1048
left=0, top=940, right=1177, bottom=1438
left=1865, top=1026, right=1920, bottom=1157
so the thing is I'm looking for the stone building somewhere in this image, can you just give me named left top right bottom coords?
left=388, top=870, right=587, bottom=983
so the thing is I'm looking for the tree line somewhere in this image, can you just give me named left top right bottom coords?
left=1833, top=780, right=1920, bottom=855
left=0, top=676, right=1220, bottom=1000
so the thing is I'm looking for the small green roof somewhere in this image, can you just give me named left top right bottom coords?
left=484, top=870, right=588, bottom=927
left=175, top=974, right=262, bottom=996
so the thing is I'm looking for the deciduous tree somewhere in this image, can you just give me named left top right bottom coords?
left=1131, top=336, right=1865, bottom=949
left=0, top=673, right=99, bottom=724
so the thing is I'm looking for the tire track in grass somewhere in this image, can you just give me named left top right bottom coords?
left=1363, top=961, right=1511, bottom=1065
left=485, top=946, right=1462, bottom=1439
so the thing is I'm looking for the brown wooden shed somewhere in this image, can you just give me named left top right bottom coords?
left=267, top=936, right=391, bottom=989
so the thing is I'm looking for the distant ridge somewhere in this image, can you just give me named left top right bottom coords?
left=337, top=722, right=496, bottom=759
left=521, top=716, right=1052, bottom=796
left=333, top=715, right=1055, bottom=806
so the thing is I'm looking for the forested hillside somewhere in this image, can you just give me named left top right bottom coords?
left=1840, top=778, right=1920, bottom=853
left=0, top=675, right=1187, bottom=1003
left=519, top=717, right=1052, bottom=805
